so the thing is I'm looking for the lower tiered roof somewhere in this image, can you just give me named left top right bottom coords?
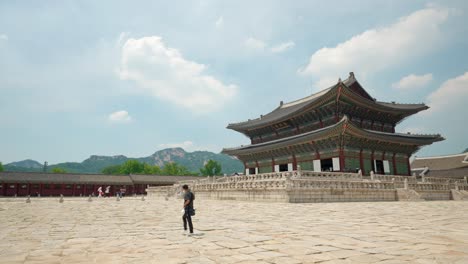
left=222, top=116, right=443, bottom=158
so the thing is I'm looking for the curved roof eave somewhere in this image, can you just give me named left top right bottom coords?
left=222, top=116, right=444, bottom=156
left=226, top=84, right=338, bottom=131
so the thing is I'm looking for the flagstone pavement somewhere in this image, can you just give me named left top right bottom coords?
left=0, top=197, right=467, bottom=264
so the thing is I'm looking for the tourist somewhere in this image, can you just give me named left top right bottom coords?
left=97, top=186, right=103, bottom=198
left=105, top=186, right=110, bottom=197
left=181, top=184, right=195, bottom=235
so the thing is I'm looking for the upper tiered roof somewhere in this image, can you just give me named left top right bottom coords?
left=227, top=72, right=428, bottom=132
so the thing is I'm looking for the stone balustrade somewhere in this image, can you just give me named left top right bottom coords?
left=290, top=179, right=395, bottom=190
left=299, top=170, right=361, bottom=180
left=408, top=183, right=450, bottom=191
left=425, top=177, right=460, bottom=184
left=373, top=174, right=417, bottom=183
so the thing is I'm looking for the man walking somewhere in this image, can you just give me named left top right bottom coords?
left=181, top=184, right=195, bottom=235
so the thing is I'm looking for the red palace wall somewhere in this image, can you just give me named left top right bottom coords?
left=0, top=183, right=150, bottom=197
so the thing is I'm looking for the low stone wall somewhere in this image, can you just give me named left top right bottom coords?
left=194, top=189, right=289, bottom=203
left=146, top=170, right=468, bottom=203
left=418, top=191, right=452, bottom=201
left=287, top=189, right=396, bottom=203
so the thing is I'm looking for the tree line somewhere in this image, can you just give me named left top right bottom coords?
left=0, top=159, right=223, bottom=176
left=101, top=159, right=222, bottom=176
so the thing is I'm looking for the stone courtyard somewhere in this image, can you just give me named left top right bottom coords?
left=0, top=198, right=467, bottom=264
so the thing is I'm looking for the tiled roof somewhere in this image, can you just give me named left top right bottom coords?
left=223, top=116, right=443, bottom=156
left=412, top=168, right=468, bottom=179
left=227, top=72, right=428, bottom=131
left=411, top=153, right=468, bottom=170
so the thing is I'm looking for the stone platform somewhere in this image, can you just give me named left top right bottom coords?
left=147, top=171, right=468, bottom=203
left=0, top=197, right=467, bottom=263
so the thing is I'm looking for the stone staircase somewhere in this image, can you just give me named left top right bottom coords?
left=396, top=189, right=424, bottom=201
left=451, top=190, right=468, bottom=201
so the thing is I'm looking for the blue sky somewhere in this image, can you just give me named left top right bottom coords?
left=1, top=0, right=467, bottom=164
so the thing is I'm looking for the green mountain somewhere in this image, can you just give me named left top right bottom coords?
left=4, top=159, right=43, bottom=172
left=4, top=148, right=243, bottom=175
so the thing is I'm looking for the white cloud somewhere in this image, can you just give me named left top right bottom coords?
left=392, top=73, right=433, bottom=90
left=118, top=36, right=237, bottom=113
left=244, top=38, right=295, bottom=53
left=298, top=6, right=452, bottom=89
left=215, top=16, right=224, bottom=29
left=159, top=141, right=194, bottom=151
left=426, top=71, right=468, bottom=114
left=108, top=110, right=132, bottom=123
left=408, top=72, right=468, bottom=156
left=0, top=34, right=8, bottom=41
left=270, top=41, right=295, bottom=53
left=244, top=37, right=266, bottom=51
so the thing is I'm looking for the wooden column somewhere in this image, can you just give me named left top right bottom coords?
left=27, top=183, right=31, bottom=196
left=15, top=183, right=19, bottom=196
left=292, top=154, right=297, bottom=170
left=72, top=184, right=76, bottom=196
left=339, top=148, right=345, bottom=172
left=370, top=150, right=375, bottom=172
left=39, top=183, right=43, bottom=196
left=271, top=158, right=275, bottom=172
left=359, top=149, right=364, bottom=174
left=406, top=155, right=411, bottom=176
left=392, top=153, right=397, bottom=175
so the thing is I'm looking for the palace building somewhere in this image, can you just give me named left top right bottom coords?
left=222, top=72, right=444, bottom=176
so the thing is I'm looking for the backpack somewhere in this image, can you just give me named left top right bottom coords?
left=191, top=192, right=195, bottom=201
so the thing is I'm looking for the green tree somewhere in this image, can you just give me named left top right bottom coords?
left=200, top=160, right=222, bottom=176
left=162, top=162, right=192, bottom=176
left=0, top=162, right=4, bottom=172
left=142, top=163, right=162, bottom=175
left=52, top=167, right=67, bottom=173
left=101, top=165, right=122, bottom=175
left=119, top=160, right=145, bottom=175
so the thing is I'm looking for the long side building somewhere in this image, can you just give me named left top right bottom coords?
left=0, top=171, right=202, bottom=197
left=223, top=73, right=444, bottom=176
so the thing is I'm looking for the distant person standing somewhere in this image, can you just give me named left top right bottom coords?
left=97, top=186, right=103, bottom=198
left=181, top=185, right=195, bottom=235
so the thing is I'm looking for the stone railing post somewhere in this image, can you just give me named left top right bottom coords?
left=421, top=175, right=426, bottom=183
left=358, top=169, right=362, bottom=179
left=455, top=181, right=459, bottom=191
left=404, top=178, right=408, bottom=190
left=297, top=165, right=302, bottom=178
left=370, top=171, right=375, bottom=181
left=464, top=176, right=467, bottom=184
